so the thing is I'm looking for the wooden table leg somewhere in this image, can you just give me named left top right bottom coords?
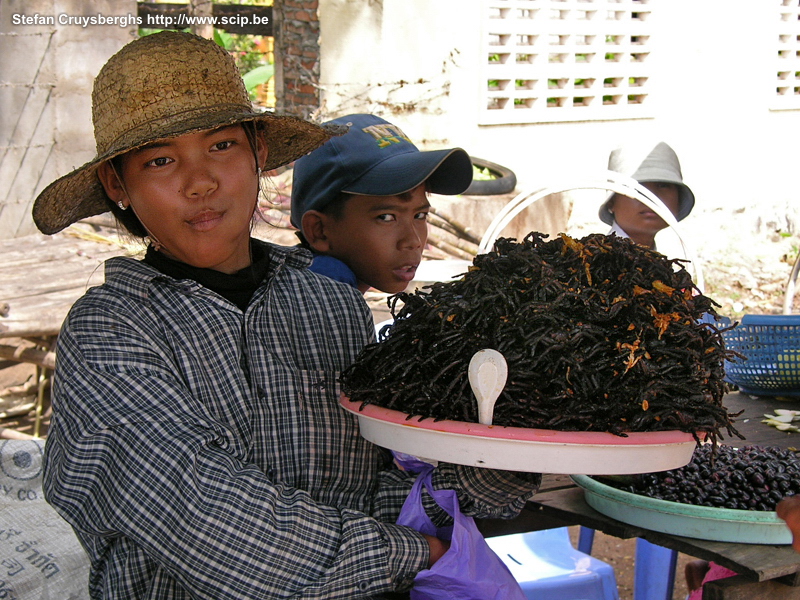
left=704, top=574, right=800, bottom=600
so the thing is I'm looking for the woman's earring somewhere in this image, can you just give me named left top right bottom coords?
left=118, top=201, right=128, bottom=211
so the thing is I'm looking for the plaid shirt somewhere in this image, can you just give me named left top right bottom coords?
left=43, top=242, right=538, bottom=599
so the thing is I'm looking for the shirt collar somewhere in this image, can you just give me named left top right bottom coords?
left=607, top=221, right=658, bottom=251
left=102, top=240, right=313, bottom=299
left=608, top=221, right=629, bottom=240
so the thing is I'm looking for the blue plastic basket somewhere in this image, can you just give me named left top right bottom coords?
left=721, top=314, right=800, bottom=397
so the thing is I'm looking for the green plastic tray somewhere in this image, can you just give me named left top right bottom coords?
left=572, top=474, right=792, bottom=545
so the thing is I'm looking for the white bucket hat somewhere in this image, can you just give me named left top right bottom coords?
left=599, top=141, right=695, bottom=226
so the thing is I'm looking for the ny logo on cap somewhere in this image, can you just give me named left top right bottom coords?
left=362, top=124, right=412, bottom=149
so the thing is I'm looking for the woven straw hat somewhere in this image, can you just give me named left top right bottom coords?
left=599, top=141, right=695, bottom=226
left=33, top=31, right=341, bottom=235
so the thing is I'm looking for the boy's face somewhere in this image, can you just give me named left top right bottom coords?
left=608, top=181, right=681, bottom=244
left=323, top=184, right=430, bottom=294
left=100, top=125, right=265, bottom=273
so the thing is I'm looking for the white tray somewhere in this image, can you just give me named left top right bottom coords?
left=341, top=396, right=698, bottom=474
left=572, top=474, right=791, bottom=544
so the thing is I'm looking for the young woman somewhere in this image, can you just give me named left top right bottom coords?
left=34, top=31, right=539, bottom=599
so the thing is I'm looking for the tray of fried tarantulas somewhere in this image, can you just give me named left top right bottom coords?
left=340, top=233, right=741, bottom=474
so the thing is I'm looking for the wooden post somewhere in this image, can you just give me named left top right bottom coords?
left=0, top=427, right=35, bottom=440
left=0, top=342, right=56, bottom=370
left=190, top=0, right=214, bottom=39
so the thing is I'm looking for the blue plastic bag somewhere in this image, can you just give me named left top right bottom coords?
left=397, top=466, right=526, bottom=600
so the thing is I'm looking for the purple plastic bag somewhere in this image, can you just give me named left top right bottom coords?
left=392, top=451, right=433, bottom=473
left=397, top=466, right=526, bottom=600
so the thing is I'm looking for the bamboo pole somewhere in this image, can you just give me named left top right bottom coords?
left=428, top=207, right=481, bottom=245
left=33, top=366, right=49, bottom=439
left=427, top=230, right=478, bottom=257
left=426, top=232, right=475, bottom=261
left=0, top=343, right=56, bottom=370
left=427, top=213, right=470, bottom=243
left=0, top=427, right=35, bottom=440
left=190, top=0, right=214, bottom=39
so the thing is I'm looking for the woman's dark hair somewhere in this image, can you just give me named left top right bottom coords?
left=105, top=154, right=148, bottom=238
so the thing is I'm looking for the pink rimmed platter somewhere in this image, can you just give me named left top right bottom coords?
left=340, top=396, right=698, bottom=475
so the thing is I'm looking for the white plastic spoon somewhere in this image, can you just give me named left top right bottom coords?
left=468, top=349, right=508, bottom=426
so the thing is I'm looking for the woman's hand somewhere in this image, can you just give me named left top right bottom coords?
left=422, top=534, right=450, bottom=567
left=777, top=495, right=800, bottom=552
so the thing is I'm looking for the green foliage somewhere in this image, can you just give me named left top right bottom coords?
left=473, top=165, right=497, bottom=181
left=212, top=29, right=273, bottom=99
left=784, top=242, right=800, bottom=266
left=213, top=28, right=232, bottom=51
left=242, top=64, right=274, bottom=92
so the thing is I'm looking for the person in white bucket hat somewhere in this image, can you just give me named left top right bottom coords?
left=599, top=141, right=695, bottom=250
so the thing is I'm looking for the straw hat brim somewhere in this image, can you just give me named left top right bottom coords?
left=33, top=109, right=343, bottom=235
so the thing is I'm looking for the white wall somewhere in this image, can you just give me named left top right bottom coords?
left=5, top=0, right=797, bottom=239
left=318, top=0, right=800, bottom=235
left=0, top=0, right=135, bottom=238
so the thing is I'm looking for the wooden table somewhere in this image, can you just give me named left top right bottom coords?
left=0, top=224, right=129, bottom=437
left=478, top=391, right=800, bottom=600
left=0, top=225, right=129, bottom=344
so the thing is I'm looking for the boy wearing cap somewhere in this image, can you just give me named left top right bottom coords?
left=600, top=141, right=695, bottom=250
left=291, top=114, right=473, bottom=294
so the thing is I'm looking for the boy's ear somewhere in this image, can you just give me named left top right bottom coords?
left=97, top=161, right=126, bottom=204
left=301, top=210, right=332, bottom=253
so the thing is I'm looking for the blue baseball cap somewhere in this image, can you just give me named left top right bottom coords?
left=290, top=114, right=473, bottom=228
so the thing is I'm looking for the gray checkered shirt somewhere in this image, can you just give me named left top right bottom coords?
left=43, top=242, right=538, bottom=599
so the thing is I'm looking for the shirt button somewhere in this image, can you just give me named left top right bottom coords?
left=357, top=581, right=369, bottom=592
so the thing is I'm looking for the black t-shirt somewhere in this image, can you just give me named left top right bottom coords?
left=143, top=240, right=271, bottom=311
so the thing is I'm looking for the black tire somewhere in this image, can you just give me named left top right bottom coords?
left=464, top=157, right=517, bottom=196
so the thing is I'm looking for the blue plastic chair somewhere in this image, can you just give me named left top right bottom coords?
left=486, top=527, right=620, bottom=600
left=577, top=528, right=677, bottom=600
left=634, top=539, right=678, bottom=600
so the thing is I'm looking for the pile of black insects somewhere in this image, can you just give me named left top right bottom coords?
left=341, top=232, right=741, bottom=442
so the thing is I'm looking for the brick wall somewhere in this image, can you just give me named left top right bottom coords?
left=274, top=0, right=320, bottom=119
